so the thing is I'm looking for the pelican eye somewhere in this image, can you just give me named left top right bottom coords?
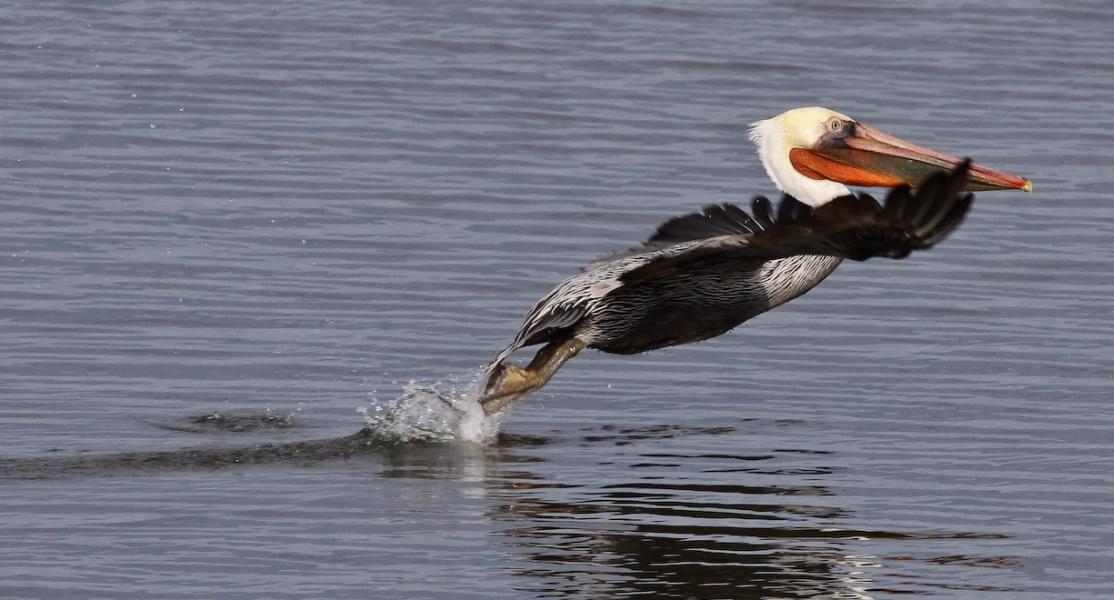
left=829, top=119, right=842, bottom=131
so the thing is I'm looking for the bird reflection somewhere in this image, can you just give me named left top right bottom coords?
left=368, top=424, right=953, bottom=597
left=1, top=418, right=1012, bottom=597
left=389, top=424, right=888, bottom=600
left=458, top=424, right=1022, bottom=598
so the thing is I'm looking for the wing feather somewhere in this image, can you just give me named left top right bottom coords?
left=620, top=160, right=974, bottom=285
left=649, top=202, right=766, bottom=244
left=585, top=199, right=771, bottom=269
left=496, top=161, right=974, bottom=361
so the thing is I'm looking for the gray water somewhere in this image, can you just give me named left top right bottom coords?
left=1, top=1, right=1112, bottom=598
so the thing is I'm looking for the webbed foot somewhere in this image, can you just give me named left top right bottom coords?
left=478, top=338, right=586, bottom=415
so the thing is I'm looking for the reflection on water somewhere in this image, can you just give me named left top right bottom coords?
left=356, top=421, right=1019, bottom=599
left=484, top=426, right=863, bottom=598
left=0, top=417, right=1022, bottom=597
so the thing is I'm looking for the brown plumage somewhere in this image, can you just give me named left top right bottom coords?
left=479, top=160, right=974, bottom=415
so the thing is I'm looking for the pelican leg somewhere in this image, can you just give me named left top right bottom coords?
left=479, top=337, right=586, bottom=415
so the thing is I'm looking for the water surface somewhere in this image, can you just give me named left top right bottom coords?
left=2, top=1, right=1113, bottom=598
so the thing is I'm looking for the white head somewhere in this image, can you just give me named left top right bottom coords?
left=749, top=107, right=855, bottom=206
left=748, top=106, right=1031, bottom=207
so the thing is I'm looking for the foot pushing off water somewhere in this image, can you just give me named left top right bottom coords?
left=481, top=338, right=587, bottom=415
left=479, top=107, right=1031, bottom=416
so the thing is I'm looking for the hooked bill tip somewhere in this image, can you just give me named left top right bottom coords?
left=1022, top=179, right=1033, bottom=193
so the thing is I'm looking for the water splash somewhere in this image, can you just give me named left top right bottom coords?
left=361, top=369, right=503, bottom=444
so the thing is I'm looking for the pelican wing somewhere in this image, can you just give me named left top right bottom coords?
left=647, top=195, right=816, bottom=245
left=649, top=201, right=768, bottom=242
left=583, top=196, right=808, bottom=270
left=620, top=160, right=973, bottom=286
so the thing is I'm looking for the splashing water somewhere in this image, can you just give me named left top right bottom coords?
left=360, top=369, right=503, bottom=444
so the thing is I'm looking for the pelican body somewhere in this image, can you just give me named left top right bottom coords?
left=479, top=107, right=1031, bottom=415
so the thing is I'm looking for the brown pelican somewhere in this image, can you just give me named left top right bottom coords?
left=479, top=107, right=1031, bottom=415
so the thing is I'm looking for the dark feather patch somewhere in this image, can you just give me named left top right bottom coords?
left=618, top=160, right=975, bottom=284
left=776, top=196, right=811, bottom=222
left=648, top=202, right=765, bottom=245
left=751, top=197, right=775, bottom=228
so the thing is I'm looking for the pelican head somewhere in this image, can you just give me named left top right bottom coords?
left=749, top=106, right=1032, bottom=206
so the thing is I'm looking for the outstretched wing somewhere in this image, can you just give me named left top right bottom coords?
left=582, top=195, right=809, bottom=269
left=620, top=160, right=974, bottom=286
left=494, top=197, right=837, bottom=363
left=493, top=161, right=972, bottom=364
